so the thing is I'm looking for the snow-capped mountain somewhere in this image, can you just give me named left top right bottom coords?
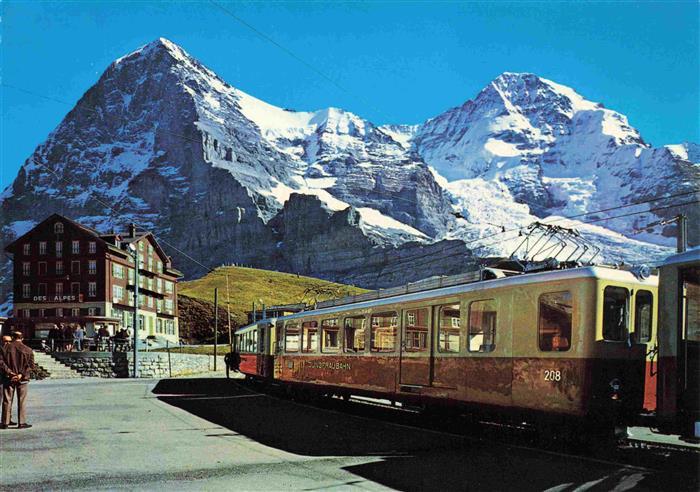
left=1, top=38, right=697, bottom=307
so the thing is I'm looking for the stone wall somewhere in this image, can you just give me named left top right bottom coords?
left=52, top=352, right=226, bottom=378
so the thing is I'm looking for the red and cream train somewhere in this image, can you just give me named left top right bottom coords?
left=233, top=251, right=699, bottom=438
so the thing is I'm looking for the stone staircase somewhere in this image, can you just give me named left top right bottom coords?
left=33, top=352, right=83, bottom=379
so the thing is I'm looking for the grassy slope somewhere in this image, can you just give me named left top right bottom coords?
left=179, top=266, right=370, bottom=326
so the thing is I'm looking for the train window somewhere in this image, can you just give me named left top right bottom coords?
left=539, top=291, right=572, bottom=352
left=405, top=308, right=429, bottom=352
left=321, top=318, right=340, bottom=352
left=302, top=321, right=319, bottom=353
left=603, top=286, right=629, bottom=341
left=344, top=316, right=366, bottom=353
left=285, top=321, right=300, bottom=352
left=370, top=312, right=398, bottom=352
left=684, top=269, right=700, bottom=342
left=468, top=300, right=496, bottom=352
left=635, top=290, right=653, bottom=343
left=438, top=304, right=461, bottom=353
left=252, top=330, right=258, bottom=353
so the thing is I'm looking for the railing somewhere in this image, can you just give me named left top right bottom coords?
left=26, top=337, right=134, bottom=353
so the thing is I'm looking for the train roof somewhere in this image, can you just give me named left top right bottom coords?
left=660, top=248, right=700, bottom=268
left=236, top=265, right=657, bottom=332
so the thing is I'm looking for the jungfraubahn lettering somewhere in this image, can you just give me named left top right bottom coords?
left=304, top=360, right=351, bottom=371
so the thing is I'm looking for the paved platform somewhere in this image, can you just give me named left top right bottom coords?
left=1, top=378, right=698, bottom=491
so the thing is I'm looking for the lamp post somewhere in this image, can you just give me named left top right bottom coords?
left=128, top=243, right=139, bottom=378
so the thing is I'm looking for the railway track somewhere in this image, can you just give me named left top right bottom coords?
left=231, top=378, right=699, bottom=477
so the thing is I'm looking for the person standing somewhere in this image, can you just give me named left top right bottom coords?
left=61, top=323, right=73, bottom=351
left=0, top=335, right=16, bottom=427
left=73, top=325, right=85, bottom=352
left=0, top=331, right=34, bottom=429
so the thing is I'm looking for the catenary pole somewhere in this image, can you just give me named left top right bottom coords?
left=133, top=246, right=139, bottom=378
left=214, top=287, right=218, bottom=371
left=226, top=274, right=232, bottom=352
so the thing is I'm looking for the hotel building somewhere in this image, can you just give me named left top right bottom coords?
left=4, top=214, right=182, bottom=342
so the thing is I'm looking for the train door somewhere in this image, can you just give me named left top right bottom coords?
left=633, top=289, right=657, bottom=411
left=399, top=307, right=432, bottom=386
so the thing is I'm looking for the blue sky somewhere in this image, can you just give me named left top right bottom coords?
left=1, top=1, right=698, bottom=189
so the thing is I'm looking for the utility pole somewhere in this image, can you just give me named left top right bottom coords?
left=214, top=287, right=218, bottom=371
left=676, top=214, right=687, bottom=253
left=129, top=243, right=139, bottom=378
left=226, top=274, right=232, bottom=352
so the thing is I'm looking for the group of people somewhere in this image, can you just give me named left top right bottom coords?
left=42, top=324, right=132, bottom=352
left=46, top=323, right=86, bottom=352
left=0, top=331, right=34, bottom=429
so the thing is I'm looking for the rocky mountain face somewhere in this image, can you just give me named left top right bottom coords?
left=1, top=38, right=697, bottom=310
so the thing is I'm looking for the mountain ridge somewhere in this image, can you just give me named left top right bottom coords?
left=1, top=37, right=696, bottom=313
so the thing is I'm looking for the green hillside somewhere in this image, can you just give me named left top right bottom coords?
left=179, top=266, right=370, bottom=326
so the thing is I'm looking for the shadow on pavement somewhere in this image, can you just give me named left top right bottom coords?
left=153, top=378, right=699, bottom=491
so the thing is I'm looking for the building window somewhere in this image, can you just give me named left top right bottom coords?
left=23, top=309, right=31, bottom=318
left=148, top=278, right=154, bottom=291
left=22, top=262, right=31, bottom=276
left=71, top=282, right=80, bottom=296
left=157, top=278, right=163, bottom=293
left=539, top=291, right=573, bottom=351
left=23, top=243, right=30, bottom=255
left=138, top=314, right=145, bottom=331
left=88, top=241, right=96, bottom=254
left=88, top=260, right=97, bottom=275
left=321, top=318, right=339, bottom=352
left=38, top=283, right=47, bottom=296
left=39, top=308, right=45, bottom=318
left=468, top=299, right=497, bottom=353
left=112, top=263, right=124, bottom=279
left=165, top=280, right=173, bottom=294
left=55, top=241, right=63, bottom=257
left=157, top=261, right=163, bottom=273
left=284, top=321, right=300, bottom=352
left=72, top=240, right=80, bottom=254
left=165, top=299, right=173, bottom=313
left=39, top=241, right=47, bottom=255
left=157, top=318, right=163, bottom=334
left=128, top=268, right=135, bottom=284
left=88, top=307, right=96, bottom=316
left=370, top=312, right=398, bottom=352
left=55, top=282, right=64, bottom=297
left=56, top=307, right=63, bottom=317
left=88, top=282, right=96, bottom=297
left=55, top=260, right=64, bottom=275
left=603, top=286, right=629, bottom=342
left=22, top=283, right=31, bottom=298
left=404, top=308, right=429, bottom=352
left=438, top=304, right=461, bottom=353
left=147, top=296, right=153, bottom=308
left=71, top=261, right=80, bottom=274
left=72, top=307, right=80, bottom=317
left=54, top=222, right=64, bottom=234
left=138, top=241, right=144, bottom=252
left=635, top=291, right=654, bottom=343
left=301, top=321, right=319, bottom=353
left=113, top=285, right=123, bottom=301
left=38, top=262, right=47, bottom=275
left=344, top=316, right=366, bottom=353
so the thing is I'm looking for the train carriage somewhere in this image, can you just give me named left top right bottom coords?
left=656, top=248, right=700, bottom=438
left=235, top=265, right=658, bottom=434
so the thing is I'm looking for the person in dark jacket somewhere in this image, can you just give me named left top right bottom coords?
left=0, top=331, right=35, bottom=429
left=0, top=335, right=16, bottom=426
